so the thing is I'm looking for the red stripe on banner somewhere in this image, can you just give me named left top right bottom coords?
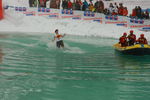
left=23, top=11, right=36, bottom=14
left=83, top=17, right=102, bottom=20
left=105, top=21, right=127, bottom=24
left=130, top=25, right=150, bottom=28
left=73, top=15, right=81, bottom=18
left=38, top=13, right=59, bottom=16
left=62, top=16, right=74, bottom=18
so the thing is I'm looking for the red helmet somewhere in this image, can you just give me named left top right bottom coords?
left=140, top=34, right=144, bottom=37
left=123, top=32, right=127, bottom=36
left=130, top=30, right=133, bottom=33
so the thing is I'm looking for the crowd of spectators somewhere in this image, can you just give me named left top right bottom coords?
left=29, top=0, right=149, bottom=19
left=61, top=0, right=128, bottom=16
left=130, top=6, right=149, bottom=19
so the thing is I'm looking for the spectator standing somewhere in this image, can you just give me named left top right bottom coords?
left=68, top=0, right=73, bottom=10
left=82, top=0, right=88, bottom=11
left=123, top=7, right=128, bottom=16
left=118, top=3, right=124, bottom=15
left=39, top=0, right=47, bottom=7
left=62, top=0, right=68, bottom=9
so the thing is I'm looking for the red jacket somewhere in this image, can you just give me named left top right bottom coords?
left=68, top=1, right=73, bottom=9
left=118, top=7, right=124, bottom=15
left=123, top=8, right=128, bottom=16
left=128, top=34, right=136, bottom=42
left=137, top=37, right=148, bottom=44
left=119, top=36, right=127, bottom=44
left=132, top=9, right=136, bottom=17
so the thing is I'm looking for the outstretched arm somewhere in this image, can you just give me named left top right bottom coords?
left=52, top=36, right=56, bottom=41
left=62, top=34, right=66, bottom=37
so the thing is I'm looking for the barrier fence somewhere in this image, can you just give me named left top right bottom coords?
left=4, top=5, right=150, bottom=31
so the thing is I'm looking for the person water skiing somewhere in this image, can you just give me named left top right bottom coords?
left=136, top=34, right=148, bottom=44
left=119, top=32, right=128, bottom=47
left=53, top=29, right=66, bottom=48
left=127, top=30, right=136, bottom=46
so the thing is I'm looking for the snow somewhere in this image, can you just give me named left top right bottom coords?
left=0, top=0, right=150, bottom=41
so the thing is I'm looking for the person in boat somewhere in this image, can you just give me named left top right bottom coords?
left=127, top=30, right=136, bottom=46
left=119, top=32, right=128, bottom=47
left=53, top=29, right=66, bottom=48
left=136, top=34, right=148, bottom=44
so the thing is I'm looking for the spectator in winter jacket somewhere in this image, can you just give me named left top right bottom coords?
left=82, top=0, right=88, bottom=11
left=75, top=0, right=82, bottom=10
left=99, top=0, right=104, bottom=13
left=145, top=9, right=150, bottom=19
left=94, top=0, right=104, bottom=13
left=118, top=3, right=124, bottom=15
left=29, top=0, right=34, bottom=7
left=136, top=6, right=142, bottom=19
left=50, top=0, right=60, bottom=9
left=131, top=8, right=137, bottom=18
left=108, top=3, right=114, bottom=14
left=68, top=0, right=73, bottom=10
left=39, top=0, right=47, bottom=7
left=123, top=7, right=128, bottom=16
left=113, top=2, right=118, bottom=14
left=103, top=8, right=110, bottom=15
left=62, top=0, right=68, bottom=9
left=89, top=3, right=95, bottom=12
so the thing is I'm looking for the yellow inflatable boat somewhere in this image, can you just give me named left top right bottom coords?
left=113, top=43, right=150, bottom=55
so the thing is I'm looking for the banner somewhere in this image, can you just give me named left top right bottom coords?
left=4, top=5, right=150, bottom=31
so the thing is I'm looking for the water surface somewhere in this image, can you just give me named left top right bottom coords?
left=0, top=33, right=150, bottom=100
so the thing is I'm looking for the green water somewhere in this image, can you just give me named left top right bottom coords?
left=0, top=33, right=150, bottom=100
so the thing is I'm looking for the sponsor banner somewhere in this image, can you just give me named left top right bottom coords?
left=142, top=8, right=150, bottom=13
left=140, top=27, right=150, bottom=31
left=23, top=11, right=36, bottom=16
left=83, top=17, right=102, bottom=20
left=116, top=23, right=127, bottom=27
left=15, top=7, right=27, bottom=12
left=26, top=13, right=36, bottom=16
left=62, top=9, right=73, bottom=15
left=130, top=25, right=150, bottom=28
left=38, top=13, right=59, bottom=16
left=72, top=15, right=81, bottom=20
left=84, top=11, right=95, bottom=17
left=130, top=19, right=144, bottom=24
left=38, top=8, right=50, bottom=12
left=105, top=21, right=127, bottom=24
left=61, top=15, right=74, bottom=18
left=93, top=19, right=103, bottom=23
left=49, top=13, right=59, bottom=18
left=105, top=15, right=118, bottom=20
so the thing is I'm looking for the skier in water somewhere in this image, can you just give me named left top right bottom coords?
left=53, top=29, right=66, bottom=48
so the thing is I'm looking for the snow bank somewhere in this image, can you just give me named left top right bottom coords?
left=0, top=0, right=150, bottom=41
